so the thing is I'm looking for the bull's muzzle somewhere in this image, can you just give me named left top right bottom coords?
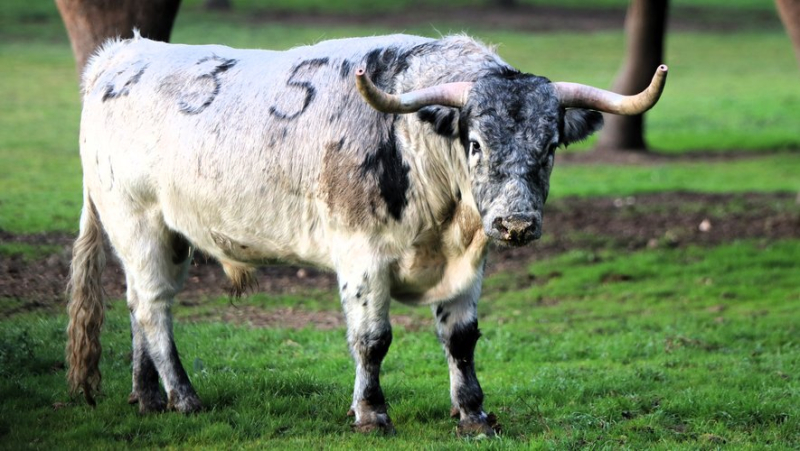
left=491, top=213, right=541, bottom=245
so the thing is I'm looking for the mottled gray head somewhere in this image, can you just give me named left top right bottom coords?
left=357, top=63, right=667, bottom=246
left=456, top=71, right=602, bottom=246
left=413, top=70, right=602, bottom=246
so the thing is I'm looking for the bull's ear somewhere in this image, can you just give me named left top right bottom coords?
left=417, top=106, right=460, bottom=138
left=561, top=109, right=603, bottom=146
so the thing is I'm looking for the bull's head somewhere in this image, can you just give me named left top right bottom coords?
left=356, top=65, right=667, bottom=246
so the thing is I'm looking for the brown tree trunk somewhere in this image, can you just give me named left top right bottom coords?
left=595, top=0, right=669, bottom=152
left=776, top=0, right=800, bottom=67
left=56, top=0, right=182, bottom=75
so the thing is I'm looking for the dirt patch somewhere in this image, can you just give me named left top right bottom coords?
left=2, top=192, right=798, bottom=319
left=238, top=5, right=782, bottom=34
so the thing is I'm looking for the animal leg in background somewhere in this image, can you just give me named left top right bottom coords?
left=106, top=208, right=200, bottom=413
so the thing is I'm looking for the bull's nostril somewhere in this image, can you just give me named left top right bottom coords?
left=492, top=217, right=508, bottom=235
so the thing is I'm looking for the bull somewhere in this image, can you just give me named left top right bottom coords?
left=67, top=32, right=666, bottom=435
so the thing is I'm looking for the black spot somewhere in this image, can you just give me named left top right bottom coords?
left=417, top=106, right=458, bottom=137
left=103, top=63, right=149, bottom=101
left=440, top=312, right=450, bottom=324
left=342, top=283, right=348, bottom=290
left=435, top=305, right=444, bottom=317
left=340, top=59, right=354, bottom=79
left=269, top=58, right=329, bottom=121
left=362, top=301, right=368, bottom=307
left=360, top=131, right=410, bottom=221
left=362, top=47, right=410, bottom=91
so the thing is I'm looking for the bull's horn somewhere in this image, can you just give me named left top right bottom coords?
left=355, top=68, right=473, bottom=114
left=553, top=64, right=668, bottom=115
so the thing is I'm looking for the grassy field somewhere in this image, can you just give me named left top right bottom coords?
left=1, top=241, right=797, bottom=448
left=1, top=0, right=799, bottom=449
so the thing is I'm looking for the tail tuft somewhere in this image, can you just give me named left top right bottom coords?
left=66, top=195, right=106, bottom=406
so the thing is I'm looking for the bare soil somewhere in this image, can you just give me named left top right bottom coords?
left=2, top=191, right=798, bottom=322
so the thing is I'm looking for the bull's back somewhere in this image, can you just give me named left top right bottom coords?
left=79, top=34, right=430, bottom=267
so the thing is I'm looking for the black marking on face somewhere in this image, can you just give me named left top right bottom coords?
left=342, top=283, right=348, bottom=290
left=440, top=312, right=450, bottom=324
left=417, top=106, right=458, bottom=137
left=103, top=63, right=149, bottom=101
left=360, top=129, right=410, bottom=221
left=435, top=305, right=444, bottom=317
left=340, top=59, right=354, bottom=79
left=178, top=56, right=238, bottom=115
left=269, top=58, right=329, bottom=121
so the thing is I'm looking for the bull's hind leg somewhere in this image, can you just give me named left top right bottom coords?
left=337, top=254, right=394, bottom=433
left=106, top=211, right=201, bottom=413
left=126, top=274, right=166, bottom=413
left=432, top=280, right=495, bottom=436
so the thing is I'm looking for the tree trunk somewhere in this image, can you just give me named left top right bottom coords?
left=595, top=0, right=669, bottom=152
left=776, top=0, right=800, bottom=67
left=56, top=0, right=182, bottom=75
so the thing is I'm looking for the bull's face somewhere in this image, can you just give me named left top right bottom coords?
left=458, top=73, right=602, bottom=246
left=358, top=61, right=665, bottom=246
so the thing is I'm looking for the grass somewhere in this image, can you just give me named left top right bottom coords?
left=1, top=14, right=798, bottom=232
left=1, top=241, right=797, bottom=448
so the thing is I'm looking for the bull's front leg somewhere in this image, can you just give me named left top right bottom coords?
left=337, top=261, right=394, bottom=434
left=432, top=278, right=496, bottom=436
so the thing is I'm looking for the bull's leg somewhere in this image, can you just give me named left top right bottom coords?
left=126, top=274, right=166, bottom=413
left=432, top=280, right=495, bottom=436
left=108, top=212, right=200, bottom=413
left=337, top=262, right=394, bottom=433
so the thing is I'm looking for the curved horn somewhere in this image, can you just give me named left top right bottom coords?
left=553, top=65, right=668, bottom=115
left=355, top=68, right=473, bottom=114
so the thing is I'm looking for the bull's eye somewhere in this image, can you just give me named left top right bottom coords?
left=470, top=141, right=481, bottom=155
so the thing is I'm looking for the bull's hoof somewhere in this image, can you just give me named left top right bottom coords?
left=457, top=412, right=500, bottom=437
left=167, top=389, right=203, bottom=413
left=351, top=413, right=395, bottom=435
left=128, top=391, right=167, bottom=414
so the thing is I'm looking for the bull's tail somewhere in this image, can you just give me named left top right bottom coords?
left=66, top=191, right=106, bottom=406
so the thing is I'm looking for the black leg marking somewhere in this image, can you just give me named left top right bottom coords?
left=269, top=58, right=329, bottom=121
left=165, top=339, right=202, bottom=413
left=129, top=315, right=166, bottom=413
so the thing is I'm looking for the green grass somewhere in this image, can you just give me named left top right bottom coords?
left=1, top=241, right=797, bottom=448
